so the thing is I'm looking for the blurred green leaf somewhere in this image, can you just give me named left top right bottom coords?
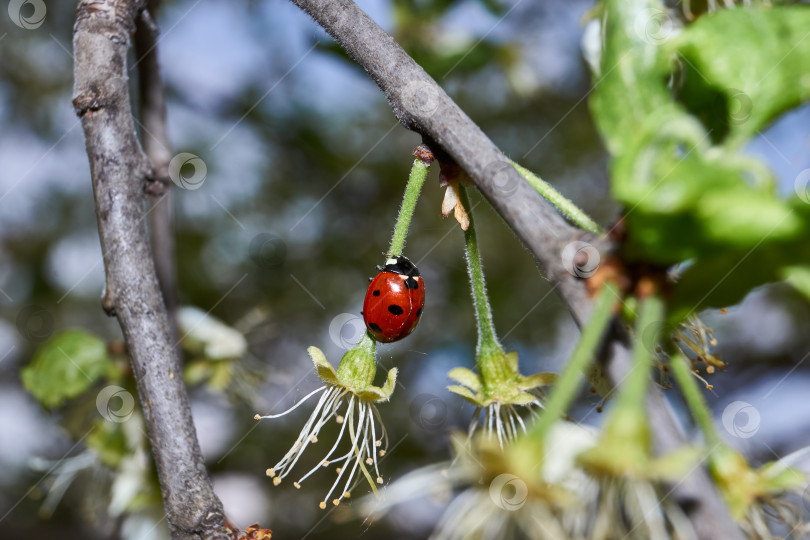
left=22, top=330, right=110, bottom=408
left=673, top=6, right=810, bottom=147
left=668, top=206, right=810, bottom=321
left=86, top=418, right=128, bottom=469
left=592, top=0, right=810, bottom=318
left=785, top=265, right=810, bottom=303
left=588, top=0, right=676, bottom=156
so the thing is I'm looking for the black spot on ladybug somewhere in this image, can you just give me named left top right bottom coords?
left=416, top=308, right=423, bottom=317
left=387, top=305, right=404, bottom=316
left=404, top=277, right=418, bottom=289
left=372, top=290, right=380, bottom=296
left=368, top=322, right=382, bottom=333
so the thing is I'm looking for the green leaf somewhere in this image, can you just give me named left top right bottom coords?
left=589, top=0, right=676, bottom=156
left=673, top=6, right=810, bottom=148
left=447, top=367, right=482, bottom=392
left=591, top=0, right=810, bottom=314
left=784, top=265, right=810, bottom=302
left=668, top=214, right=810, bottom=322
left=695, top=191, right=801, bottom=247
left=86, top=418, right=128, bottom=469
left=22, top=329, right=110, bottom=408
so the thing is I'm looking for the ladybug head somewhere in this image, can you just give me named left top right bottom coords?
left=383, top=255, right=420, bottom=277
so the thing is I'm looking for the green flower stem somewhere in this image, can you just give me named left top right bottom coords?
left=388, top=158, right=430, bottom=258
left=510, top=160, right=602, bottom=234
left=669, top=350, right=722, bottom=449
left=458, top=186, right=509, bottom=384
left=615, top=294, right=665, bottom=414
left=529, top=283, right=618, bottom=441
left=583, top=293, right=663, bottom=461
left=336, top=332, right=377, bottom=390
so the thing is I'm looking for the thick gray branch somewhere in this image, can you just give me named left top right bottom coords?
left=72, top=1, right=227, bottom=538
left=287, top=1, right=743, bottom=539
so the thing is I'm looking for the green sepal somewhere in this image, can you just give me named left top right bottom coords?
left=356, top=367, right=398, bottom=403
left=308, top=346, right=339, bottom=386
left=520, top=372, right=557, bottom=390
left=447, top=385, right=483, bottom=405
left=645, top=445, right=703, bottom=482
left=447, top=367, right=482, bottom=392
left=509, top=392, right=537, bottom=405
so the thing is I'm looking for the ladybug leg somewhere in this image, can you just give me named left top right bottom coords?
left=375, top=265, right=385, bottom=271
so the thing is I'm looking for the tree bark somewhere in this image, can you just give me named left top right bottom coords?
left=135, top=1, right=177, bottom=314
left=287, top=1, right=744, bottom=539
left=72, top=1, right=228, bottom=538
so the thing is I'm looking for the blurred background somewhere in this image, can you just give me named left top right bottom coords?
left=1, top=0, right=809, bottom=538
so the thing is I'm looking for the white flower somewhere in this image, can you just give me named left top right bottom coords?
left=176, top=306, right=248, bottom=360
left=255, top=337, right=396, bottom=508
left=363, top=423, right=599, bottom=540
left=446, top=358, right=556, bottom=448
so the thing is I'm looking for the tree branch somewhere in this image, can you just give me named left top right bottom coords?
left=287, top=1, right=743, bottom=538
left=291, top=0, right=595, bottom=322
left=72, top=1, right=227, bottom=538
left=135, top=1, right=177, bottom=314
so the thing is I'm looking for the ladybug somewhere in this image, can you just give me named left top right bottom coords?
left=362, top=255, right=425, bottom=343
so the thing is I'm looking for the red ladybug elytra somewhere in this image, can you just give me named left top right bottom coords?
left=362, top=255, right=425, bottom=343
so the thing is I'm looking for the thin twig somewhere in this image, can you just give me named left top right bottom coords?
left=135, top=0, right=177, bottom=314
left=72, top=1, right=228, bottom=538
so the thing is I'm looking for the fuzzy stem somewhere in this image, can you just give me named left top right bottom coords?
left=669, top=350, right=722, bottom=448
left=510, top=160, right=602, bottom=234
left=615, top=294, right=665, bottom=414
left=458, top=187, right=505, bottom=379
left=388, top=158, right=430, bottom=258
left=529, top=283, right=618, bottom=441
